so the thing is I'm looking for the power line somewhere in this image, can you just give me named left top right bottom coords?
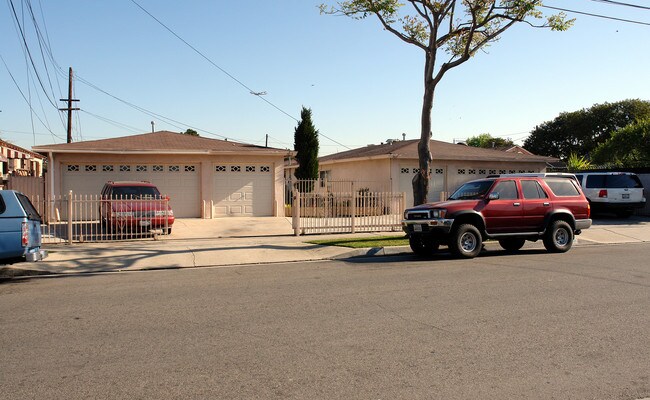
left=0, top=53, right=65, bottom=141
left=587, top=0, right=650, bottom=11
left=128, top=0, right=352, bottom=151
left=542, top=5, right=650, bottom=26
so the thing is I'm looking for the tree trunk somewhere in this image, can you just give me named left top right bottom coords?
left=412, top=51, right=435, bottom=206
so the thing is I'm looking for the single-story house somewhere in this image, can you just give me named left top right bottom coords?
left=313, top=139, right=557, bottom=206
left=32, top=131, right=290, bottom=218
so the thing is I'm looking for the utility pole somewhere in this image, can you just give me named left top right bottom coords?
left=59, top=67, right=79, bottom=143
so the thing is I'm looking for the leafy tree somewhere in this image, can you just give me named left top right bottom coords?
left=466, top=133, right=513, bottom=149
left=320, top=0, right=572, bottom=205
left=524, top=99, right=650, bottom=160
left=182, top=129, right=199, bottom=137
left=591, top=118, right=650, bottom=167
left=294, top=107, right=320, bottom=188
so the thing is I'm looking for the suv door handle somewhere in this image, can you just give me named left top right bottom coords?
left=513, top=202, right=521, bottom=206
left=543, top=202, right=550, bottom=206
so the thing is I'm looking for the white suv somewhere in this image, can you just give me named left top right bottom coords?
left=574, top=172, right=646, bottom=218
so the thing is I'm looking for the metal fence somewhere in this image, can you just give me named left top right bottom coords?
left=286, top=180, right=406, bottom=235
left=30, top=192, right=171, bottom=244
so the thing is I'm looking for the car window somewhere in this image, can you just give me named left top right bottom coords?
left=111, top=186, right=161, bottom=199
left=16, top=192, right=42, bottom=221
left=0, top=195, right=6, bottom=215
left=449, top=180, right=495, bottom=200
left=585, top=175, right=606, bottom=188
left=491, top=180, right=518, bottom=200
left=574, top=174, right=583, bottom=185
left=521, top=180, right=548, bottom=199
left=605, top=174, right=642, bottom=189
left=544, top=178, right=580, bottom=196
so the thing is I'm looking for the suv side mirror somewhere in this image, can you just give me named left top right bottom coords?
left=488, top=193, right=500, bottom=201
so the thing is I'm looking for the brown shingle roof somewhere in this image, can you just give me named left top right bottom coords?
left=32, top=131, right=287, bottom=154
left=1, top=139, right=46, bottom=159
left=320, top=139, right=556, bottom=163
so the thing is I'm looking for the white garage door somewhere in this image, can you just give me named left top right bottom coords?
left=399, top=165, right=446, bottom=207
left=212, top=164, right=273, bottom=216
left=62, top=163, right=201, bottom=217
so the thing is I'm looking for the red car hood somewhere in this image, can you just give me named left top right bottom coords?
left=410, top=199, right=483, bottom=212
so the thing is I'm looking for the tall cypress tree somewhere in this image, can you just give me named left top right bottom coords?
left=293, top=107, right=319, bottom=187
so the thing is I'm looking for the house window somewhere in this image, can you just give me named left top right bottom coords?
left=169, top=165, right=180, bottom=172
left=67, top=165, right=79, bottom=172
left=102, top=165, right=114, bottom=172
left=153, top=165, right=164, bottom=172
left=136, top=165, right=147, bottom=172
left=401, top=168, right=410, bottom=174
left=85, top=165, right=97, bottom=172
left=185, top=165, right=195, bottom=172
left=120, top=165, right=131, bottom=172
left=413, top=168, right=420, bottom=174
left=479, top=169, right=486, bottom=175
left=509, top=170, right=515, bottom=174
left=528, top=170, right=535, bottom=173
left=519, top=170, right=525, bottom=173
left=230, top=166, right=241, bottom=172
left=499, top=170, right=506, bottom=174
left=260, top=166, right=270, bottom=173
left=468, top=169, right=476, bottom=174
left=245, top=166, right=255, bottom=172
left=489, top=169, right=496, bottom=175
left=458, top=169, right=466, bottom=175
left=319, top=170, right=331, bottom=187
left=215, top=165, right=226, bottom=172
left=435, top=169, right=443, bottom=174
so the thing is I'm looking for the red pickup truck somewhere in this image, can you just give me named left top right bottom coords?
left=402, top=174, right=592, bottom=258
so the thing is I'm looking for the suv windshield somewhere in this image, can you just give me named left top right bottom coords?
left=111, top=186, right=161, bottom=199
left=449, top=180, right=495, bottom=200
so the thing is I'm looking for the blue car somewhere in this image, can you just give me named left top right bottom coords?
left=0, top=190, right=48, bottom=264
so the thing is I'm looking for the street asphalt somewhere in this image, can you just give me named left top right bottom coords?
left=2, top=215, right=650, bottom=278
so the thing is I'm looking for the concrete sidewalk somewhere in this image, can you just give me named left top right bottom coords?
left=3, top=216, right=650, bottom=278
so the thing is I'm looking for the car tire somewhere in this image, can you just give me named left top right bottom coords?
left=543, top=220, right=573, bottom=253
left=409, top=236, right=439, bottom=256
left=498, top=238, right=526, bottom=252
left=449, top=224, right=482, bottom=259
left=166, top=227, right=172, bottom=235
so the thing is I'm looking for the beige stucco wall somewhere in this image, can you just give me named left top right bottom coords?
left=319, top=158, right=394, bottom=192
left=47, top=152, right=286, bottom=217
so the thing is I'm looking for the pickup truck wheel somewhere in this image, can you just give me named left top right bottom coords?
left=498, top=238, right=526, bottom=252
left=409, top=236, right=439, bottom=256
left=449, top=224, right=482, bottom=258
left=543, top=220, right=573, bottom=253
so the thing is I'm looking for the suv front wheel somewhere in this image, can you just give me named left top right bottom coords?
left=449, top=224, right=482, bottom=258
left=543, top=220, right=573, bottom=253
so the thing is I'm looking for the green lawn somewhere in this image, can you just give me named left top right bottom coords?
left=307, top=235, right=409, bottom=248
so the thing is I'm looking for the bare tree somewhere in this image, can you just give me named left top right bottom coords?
left=320, top=0, right=572, bottom=205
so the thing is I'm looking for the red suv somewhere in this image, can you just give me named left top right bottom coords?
left=402, top=174, right=592, bottom=258
left=100, top=181, right=174, bottom=235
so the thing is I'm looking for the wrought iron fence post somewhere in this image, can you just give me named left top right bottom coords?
left=351, top=182, right=356, bottom=234
left=67, top=190, right=73, bottom=245
left=292, top=188, right=301, bottom=236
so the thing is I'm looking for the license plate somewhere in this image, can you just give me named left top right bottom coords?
left=139, top=220, right=151, bottom=227
left=413, top=224, right=423, bottom=232
left=622, top=194, right=630, bottom=199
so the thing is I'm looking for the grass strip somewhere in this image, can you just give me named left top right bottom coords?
left=307, top=235, right=408, bottom=248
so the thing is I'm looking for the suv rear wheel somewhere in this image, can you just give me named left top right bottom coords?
left=543, top=220, right=573, bottom=253
left=449, top=224, right=482, bottom=259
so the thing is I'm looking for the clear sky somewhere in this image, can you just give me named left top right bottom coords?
left=1, top=0, right=649, bottom=156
